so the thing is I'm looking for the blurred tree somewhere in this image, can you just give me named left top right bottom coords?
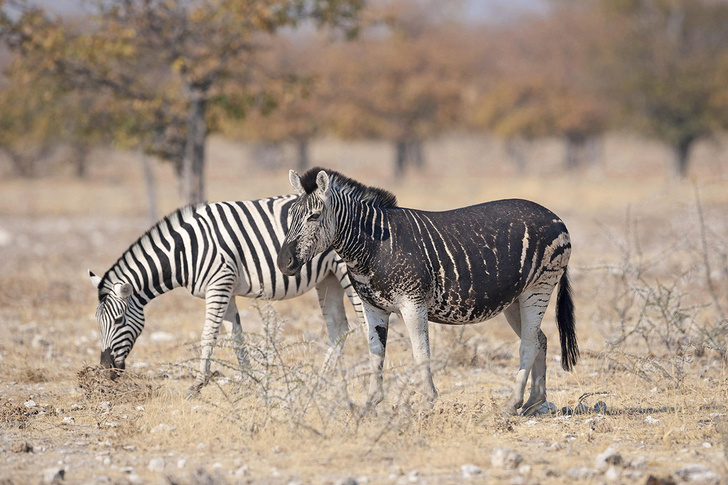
left=321, top=0, right=470, bottom=179
left=600, top=0, right=728, bottom=177
left=1, top=0, right=362, bottom=203
left=220, top=36, right=326, bottom=172
left=468, top=3, right=612, bottom=170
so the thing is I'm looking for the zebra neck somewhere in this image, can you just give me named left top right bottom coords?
left=332, top=198, right=389, bottom=272
left=104, top=241, right=184, bottom=304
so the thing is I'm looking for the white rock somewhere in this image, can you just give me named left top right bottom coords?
left=518, top=464, right=532, bottom=475
left=491, top=448, right=523, bottom=470
left=41, top=468, right=65, bottom=485
left=461, top=464, right=483, bottom=478
left=62, top=417, right=75, bottom=424
left=629, top=456, right=647, bottom=470
left=334, top=478, right=357, bottom=485
left=645, top=415, right=660, bottom=424
left=150, top=331, right=175, bottom=342
left=24, top=400, right=37, bottom=408
left=407, top=470, right=419, bottom=482
left=595, top=447, right=623, bottom=471
left=605, top=465, right=620, bottom=481
left=148, top=457, right=165, bottom=473
left=177, top=459, right=187, bottom=469
left=150, top=423, right=172, bottom=434
left=566, top=466, right=596, bottom=480
left=235, top=465, right=250, bottom=478
left=673, top=464, right=720, bottom=484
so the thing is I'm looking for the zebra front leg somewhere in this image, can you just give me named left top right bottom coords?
left=400, top=300, right=437, bottom=403
left=185, top=286, right=234, bottom=399
left=504, top=302, right=548, bottom=416
left=503, top=290, right=547, bottom=415
left=364, top=303, right=390, bottom=409
left=226, top=298, right=250, bottom=380
left=315, top=273, right=350, bottom=375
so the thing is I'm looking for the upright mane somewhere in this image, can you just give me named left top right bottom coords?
left=97, top=204, right=203, bottom=300
left=299, top=167, right=398, bottom=208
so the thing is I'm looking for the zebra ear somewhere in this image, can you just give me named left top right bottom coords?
left=114, top=282, right=133, bottom=299
left=316, top=170, right=330, bottom=198
left=89, top=270, right=102, bottom=289
left=289, top=170, right=304, bottom=195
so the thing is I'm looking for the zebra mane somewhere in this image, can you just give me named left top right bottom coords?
left=97, top=204, right=203, bottom=300
left=300, top=167, right=398, bottom=208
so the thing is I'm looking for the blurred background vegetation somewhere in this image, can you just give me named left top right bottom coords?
left=1, top=0, right=727, bottom=206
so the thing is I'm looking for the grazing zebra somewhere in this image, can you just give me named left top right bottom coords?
left=277, top=168, right=578, bottom=416
left=89, top=195, right=363, bottom=398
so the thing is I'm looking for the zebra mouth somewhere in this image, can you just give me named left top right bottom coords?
left=100, top=349, right=125, bottom=380
left=277, top=244, right=302, bottom=276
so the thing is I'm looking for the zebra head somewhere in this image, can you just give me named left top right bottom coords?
left=89, top=270, right=144, bottom=378
left=278, top=169, right=336, bottom=276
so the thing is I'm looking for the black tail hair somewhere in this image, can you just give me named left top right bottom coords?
left=556, top=266, right=579, bottom=371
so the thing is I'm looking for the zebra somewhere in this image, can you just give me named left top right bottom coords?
left=88, top=195, right=363, bottom=398
left=277, top=168, right=578, bottom=416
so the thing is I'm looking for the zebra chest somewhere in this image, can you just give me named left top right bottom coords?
left=348, top=270, right=421, bottom=312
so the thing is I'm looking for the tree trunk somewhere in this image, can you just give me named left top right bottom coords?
left=182, top=87, right=207, bottom=205
left=394, top=139, right=407, bottom=180
left=296, top=138, right=310, bottom=172
left=673, top=137, right=693, bottom=178
left=73, top=144, right=89, bottom=179
left=140, top=151, right=158, bottom=224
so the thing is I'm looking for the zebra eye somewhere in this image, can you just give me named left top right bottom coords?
left=308, top=212, right=321, bottom=222
left=114, top=316, right=124, bottom=326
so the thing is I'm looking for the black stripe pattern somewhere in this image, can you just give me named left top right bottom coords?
left=91, top=195, right=363, bottom=397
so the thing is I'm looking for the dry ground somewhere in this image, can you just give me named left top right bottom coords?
left=1, top=134, right=727, bottom=484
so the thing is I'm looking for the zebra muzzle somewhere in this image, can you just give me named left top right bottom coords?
left=277, top=243, right=301, bottom=276
left=100, top=348, right=124, bottom=380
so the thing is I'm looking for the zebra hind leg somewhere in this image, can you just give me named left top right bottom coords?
left=315, top=273, right=350, bottom=375
left=504, top=303, right=547, bottom=415
left=503, top=288, right=549, bottom=416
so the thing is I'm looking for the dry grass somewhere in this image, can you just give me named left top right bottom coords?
left=1, top=134, right=727, bottom=483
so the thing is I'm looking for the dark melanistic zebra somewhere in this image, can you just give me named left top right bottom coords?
left=277, top=168, right=578, bottom=416
left=89, top=196, right=363, bottom=398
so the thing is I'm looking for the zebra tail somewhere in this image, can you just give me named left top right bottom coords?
left=556, top=266, right=579, bottom=371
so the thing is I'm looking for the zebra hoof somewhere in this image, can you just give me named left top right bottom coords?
left=184, top=384, right=203, bottom=400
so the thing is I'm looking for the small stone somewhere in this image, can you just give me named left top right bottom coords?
left=235, top=465, right=250, bottom=478
left=595, top=447, right=623, bottom=471
left=11, top=441, right=32, bottom=453
left=119, top=467, right=134, bottom=474
left=62, top=417, right=75, bottom=424
left=407, top=470, right=419, bottom=482
left=461, top=464, right=483, bottom=478
left=24, top=400, right=37, bottom=408
left=334, top=478, right=358, bottom=485
left=99, top=402, right=111, bottom=412
left=629, top=456, right=647, bottom=470
left=41, top=468, right=65, bottom=484
left=574, top=403, right=589, bottom=414
left=273, top=445, right=282, bottom=454
left=491, top=448, right=523, bottom=470
left=605, top=465, right=620, bottom=481
left=548, top=441, right=563, bottom=451
left=594, top=401, right=608, bottom=414
left=645, top=415, right=660, bottom=425
left=566, top=466, right=596, bottom=480
left=150, top=423, right=171, bottom=434
left=150, top=331, right=175, bottom=342
left=702, top=442, right=712, bottom=448
left=536, top=401, right=556, bottom=414
left=673, top=464, right=720, bottom=484
left=177, top=459, right=187, bottom=469
left=147, top=457, right=165, bottom=473
left=518, top=464, right=532, bottom=475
